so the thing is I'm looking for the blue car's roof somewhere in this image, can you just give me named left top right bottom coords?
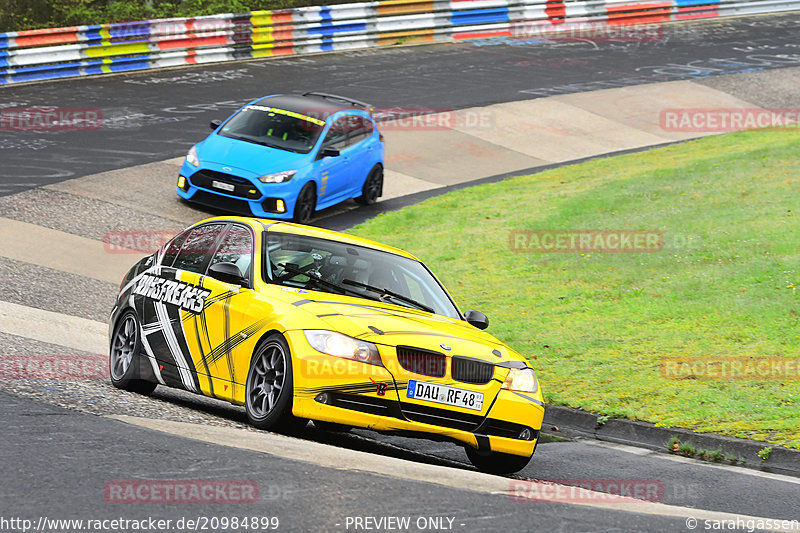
left=255, top=94, right=367, bottom=117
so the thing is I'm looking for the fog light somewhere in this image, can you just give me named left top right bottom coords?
left=177, top=175, right=187, bottom=190
left=519, top=428, right=532, bottom=440
left=276, top=199, right=286, bottom=213
left=315, top=392, right=329, bottom=404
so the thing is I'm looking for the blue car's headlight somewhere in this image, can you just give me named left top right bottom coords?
left=502, top=367, right=538, bottom=393
left=258, top=170, right=296, bottom=183
left=304, top=330, right=382, bottom=366
left=186, top=146, right=199, bottom=167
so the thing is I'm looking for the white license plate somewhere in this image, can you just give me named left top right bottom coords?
left=211, top=180, right=235, bottom=192
left=406, top=380, right=483, bottom=411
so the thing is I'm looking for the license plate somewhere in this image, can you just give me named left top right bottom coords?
left=406, top=380, right=483, bottom=411
left=211, top=180, right=235, bottom=192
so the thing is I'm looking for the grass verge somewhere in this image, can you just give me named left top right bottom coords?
left=350, top=128, right=800, bottom=448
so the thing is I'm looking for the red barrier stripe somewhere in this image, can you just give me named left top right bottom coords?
left=546, top=1, right=566, bottom=23
left=607, top=2, right=671, bottom=24
left=454, top=29, right=512, bottom=39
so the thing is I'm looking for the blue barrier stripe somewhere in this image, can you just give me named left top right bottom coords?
left=0, top=58, right=7, bottom=68
left=0, top=37, right=7, bottom=50
left=84, top=28, right=104, bottom=43
left=319, top=7, right=333, bottom=20
left=451, top=8, right=509, bottom=25
left=10, top=67, right=83, bottom=82
left=307, top=22, right=368, bottom=35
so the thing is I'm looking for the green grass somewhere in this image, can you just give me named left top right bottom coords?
left=350, top=128, right=800, bottom=449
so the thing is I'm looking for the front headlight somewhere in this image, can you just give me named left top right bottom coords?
left=502, top=367, right=538, bottom=393
left=186, top=146, right=199, bottom=167
left=258, top=170, right=296, bottom=183
left=304, top=330, right=382, bottom=366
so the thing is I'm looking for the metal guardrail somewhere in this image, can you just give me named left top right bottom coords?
left=1, top=0, right=799, bottom=84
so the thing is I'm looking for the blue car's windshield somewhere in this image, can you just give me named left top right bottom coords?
left=219, top=105, right=326, bottom=154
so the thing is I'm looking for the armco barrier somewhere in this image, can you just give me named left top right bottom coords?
left=1, top=0, right=799, bottom=85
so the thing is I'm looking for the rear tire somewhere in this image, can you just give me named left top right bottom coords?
left=109, top=311, right=157, bottom=395
left=355, top=165, right=383, bottom=206
left=465, top=446, right=532, bottom=475
left=293, top=183, right=316, bottom=224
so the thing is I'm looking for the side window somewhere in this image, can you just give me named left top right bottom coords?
left=208, top=225, right=254, bottom=282
left=172, top=224, right=226, bottom=274
left=161, top=231, right=189, bottom=267
left=349, top=116, right=374, bottom=146
left=321, top=117, right=351, bottom=151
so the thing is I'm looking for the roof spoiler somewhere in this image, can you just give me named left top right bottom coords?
left=302, top=92, right=373, bottom=111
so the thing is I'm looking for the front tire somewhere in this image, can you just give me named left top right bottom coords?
left=355, top=165, right=383, bottom=206
left=293, top=183, right=316, bottom=224
left=245, top=334, right=305, bottom=432
left=465, top=446, right=532, bottom=475
left=109, top=311, right=157, bottom=395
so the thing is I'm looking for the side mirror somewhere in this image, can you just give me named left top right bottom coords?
left=320, top=146, right=340, bottom=158
left=208, top=262, right=246, bottom=286
left=464, top=309, right=489, bottom=330
left=210, top=119, right=222, bottom=131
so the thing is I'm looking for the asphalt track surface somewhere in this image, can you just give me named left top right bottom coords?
left=2, top=13, right=800, bottom=195
left=2, top=12, right=800, bottom=533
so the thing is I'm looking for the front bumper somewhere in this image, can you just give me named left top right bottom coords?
left=176, top=162, right=299, bottom=219
left=284, top=330, right=545, bottom=458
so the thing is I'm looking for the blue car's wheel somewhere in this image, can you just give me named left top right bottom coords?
left=355, top=165, right=383, bottom=206
left=293, top=183, right=316, bottom=224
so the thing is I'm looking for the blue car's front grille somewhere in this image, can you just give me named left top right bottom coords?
left=188, top=190, right=253, bottom=216
left=189, top=170, right=261, bottom=200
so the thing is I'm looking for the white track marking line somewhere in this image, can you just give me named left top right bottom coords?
left=0, top=300, right=107, bottom=354
left=580, top=439, right=800, bottom=485
left=108, top=415, right=798, bottom=531
left=0, top=216, right=144, bottom=284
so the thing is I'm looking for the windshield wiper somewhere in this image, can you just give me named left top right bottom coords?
left=222, top=133, right=285, bottom=150
left=277, top=263, right=378, bottom=301
left=342, top=279, right=434, bottom=314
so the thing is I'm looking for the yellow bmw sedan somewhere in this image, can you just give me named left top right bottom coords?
left=109, top=216, right=544, bottom=473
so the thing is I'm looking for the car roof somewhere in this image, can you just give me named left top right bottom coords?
left=194, top=216, right=419, bottom=261
left=256, top=94, right=365, bottom=117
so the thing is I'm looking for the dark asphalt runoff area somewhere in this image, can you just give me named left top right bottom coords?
left=1, top=13, right=800, bottom=195
left=1, top=391, right=697, bottom=533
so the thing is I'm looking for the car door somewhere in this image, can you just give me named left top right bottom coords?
left=181, top=223, right=260, bottom=403
left=135, top=223, right=225, bottom=393
left=344, top=116, right=377, bottom=197
left=314, top=116, right=354, bottom=204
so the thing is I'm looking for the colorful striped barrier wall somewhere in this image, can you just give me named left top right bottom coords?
left=1, top=0, right=799, bottom=84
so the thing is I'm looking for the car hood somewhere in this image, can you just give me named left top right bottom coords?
left=197, top=133, right=308, bottom=176
left=290, top=295, right=524, bottom=365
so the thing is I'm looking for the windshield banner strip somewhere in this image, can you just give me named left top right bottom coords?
left=245, top=105, right=326, bottom=126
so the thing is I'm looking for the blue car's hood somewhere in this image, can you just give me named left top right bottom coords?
left=198, top=133, right=309, bottom=176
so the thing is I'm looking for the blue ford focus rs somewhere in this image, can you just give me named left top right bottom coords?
left=177, top=92, right=385, bottom=224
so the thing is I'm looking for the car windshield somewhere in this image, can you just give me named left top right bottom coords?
left=218, top=104, right=326, bottom=154
left=263, top=232, right=462, bottom=319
